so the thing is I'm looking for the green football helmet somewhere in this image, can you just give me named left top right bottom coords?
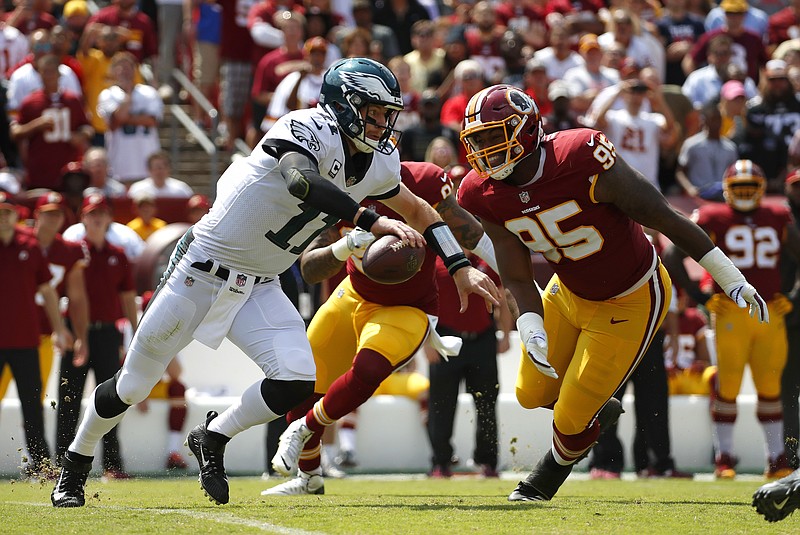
left=319, top=57, right=404, bottom=155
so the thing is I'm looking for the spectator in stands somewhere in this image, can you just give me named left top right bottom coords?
left=521, top=57, right=553, bottom=117
left=248, top=10, right=305, bottom=146
left=440, top=59, right=486, bottom=133
left=684, top=0, right=769, bottom=84
left=7, top=29, right=82, bottom=119
left=63, top=199, right=146, bottom=263
left=128, top=151, right=193, bottom=199
left=50, top=25, right=83, bottom=82
left=463, top=1, right=507, bottom=85
left=676, top=101, right=738, bottom=200
left=681, top=34, right=758, bottom=109
left=97, top=52, right=163, bottom=183
left=543, top=81, right=579, bottom=134
left=59, top=162, right=89, bottom=227
left=10, top=54, right=92, bottom=191
left=263, top=37, right=328, bottom=133
left=77, top=24, right=128, bottom=147
left=768, top=0, right=800, bottom=55
left=404, top=20, right=444, bottom=94
left=427, top=25, right=469, bottom=101
left=533, top=23, right=584, bottom=82
left=61, top=0, right=90, bottom=54
left=656, top=0, right=707, bottom=86
left=719, top=79, right=748, bottom=140
left=155, top=0, right=184, bottom=97
left=498, top=29, right=527, bottom=88
left=82, top=147, right=127, bottom=198
left=664, top=290, right=712, bottom=396
left=591, top=78, right=677, bottom=190
left=781, top=169, right=800, bottom=469
left=185, top=193, right=210, bottom=224
left=599, top=9, right=663, bottom=78
left=372, top=0, right=430, bottom=55
left=127, top=191, right=167, bottom=241
left=3, top=0, right=57, bottom=36
left=86, top=0, right=157, bottom=66
left=186, top=0, right=221, bottom=131
left=399, top=89, right=459, bottom=163
left=425, top=250, right=510, bottom=478
left=741, top=59, right=800, bottom=189
left=424, top=136, right=459, bottom=172
left=493, top=0, right=548, bottom=50
left=56, top=192, right=137, bottom=480
left=0, top=15, right=28, bottom=167
left=346, top=0, right=399, bottom=61
left=564, top=33, right=620, bottom=116
left=338, top=27, right=372, bottom=59
left=388, top=56, right=421, bottom=133
left=0, top=192, right=70, bottom=476
left=706, top=0, right=769, bottom=36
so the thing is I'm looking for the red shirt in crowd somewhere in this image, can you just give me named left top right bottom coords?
left=219, top=0, right=257, bottom=63
left=1, top=11, right=58, bottom=35
left=79, top=241, right=134, bottom=324
left=767, top=6, right=800, bottom=46
left=36, top=234, right=88, bottom=334
left=251, top=48, right=305, bottom=99
left=17, top=89, right=90, bottom=191
left=0, top=230, right=52, bottom=349
left=88, top=6, right=158, bottom=63
left=689, top=27, right=769, bottom=83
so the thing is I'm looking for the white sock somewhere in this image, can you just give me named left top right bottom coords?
left=761, top=420, right=785, bottom=460
left=70, top=390, right=127, bottom=458
left=168, top=431, right=182, bottom=453
left=712, top=422, right=735, bottom=456
left=339, top=427, right=357, bottom=453
left=208, top=380, right=280, bottom=438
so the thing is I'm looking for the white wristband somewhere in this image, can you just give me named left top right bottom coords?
left=468, top=233, right=498, bottom=274
left=516, top=311, right=544, bottom=339
left=331, top=236, right=352, bottom=261
left=698, top=247, right=745, bottom=293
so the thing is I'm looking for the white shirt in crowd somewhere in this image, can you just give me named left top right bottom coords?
left=63, top=221, right=146, bottom=261
left=7, top=63, right=82, bottom=112
left=97, top=84, right=164, bottom=182
left=128, top=176, right=194, bottom=198
left=603, top=108, right=666, bottom=188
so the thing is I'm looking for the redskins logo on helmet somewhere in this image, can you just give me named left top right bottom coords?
left=722, top=159, right=766, bottom=212
left=460, top=85, right=543, bottom=180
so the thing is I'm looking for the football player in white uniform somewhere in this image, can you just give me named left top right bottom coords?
left=52, top=58, right=500, bottom=507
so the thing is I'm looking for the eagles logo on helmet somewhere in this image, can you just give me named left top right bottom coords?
left=319, top=57, right=404, bottom=155
left=460, top=85, right=543, bottom=181
left=722, top=159, right=766, bottom=212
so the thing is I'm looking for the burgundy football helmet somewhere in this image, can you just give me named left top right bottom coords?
left=460, top=85, right=543, bottom=180
left=722, top=159, right=766, bottom=212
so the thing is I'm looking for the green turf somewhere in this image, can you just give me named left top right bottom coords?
left=1, top=475, right=796, bottom=534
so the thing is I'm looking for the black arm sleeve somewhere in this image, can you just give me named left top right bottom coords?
left=278, top=151, right=381, bottom=230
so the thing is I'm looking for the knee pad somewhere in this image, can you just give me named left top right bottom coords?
left=261, top=378, right=315, bottom=415
left=95, top=371, right=130, bottom=419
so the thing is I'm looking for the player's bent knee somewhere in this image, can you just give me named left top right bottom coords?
left=261, top=378, right=315, bottom=415
left=95, top=371, right=131, bottom=418
left=516, top=387, right=547, bottom=410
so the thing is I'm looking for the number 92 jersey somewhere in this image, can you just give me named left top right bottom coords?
left=458, top=128, right=656, bottom=301
left=192, top=106, right=402, bottom=278
left=693, top=203, right=792, bottom=297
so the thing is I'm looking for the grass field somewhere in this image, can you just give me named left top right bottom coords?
left=1, top=473, right=796, bottom=534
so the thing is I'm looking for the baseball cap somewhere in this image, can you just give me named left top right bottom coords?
left=548, top=81, right=572, bottom=101
left=81, top=192, right=111, bottom=215
left=525, top=57, right=547, bottom=73
left=0, top=191, right=16, bottom=211
left=765, top=59, right=788, bottom=79
left=35, top=191, right=68, bottom=214
left=63, top=0, right=89, bottom=18
left=579, top=34, right=601, bottom=54
left=787, top=168, right=800, bottom=186
left=720, top=0, right=748, bottom=13
left=720, top=80, right=746, bottom=100
left=187, top=194, right=211, bottom=211
left=304, top=36, right=328, bottom=54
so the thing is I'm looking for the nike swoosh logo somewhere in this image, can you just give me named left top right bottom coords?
left=52, top=490, right=66, bottom=501
left=774, top=496, right=791, bottom=510
left=587, top=137, right=595, bottom=147
left=199, top=445, right=210, bottom=468
left=610, top=318, right=628, bottom=324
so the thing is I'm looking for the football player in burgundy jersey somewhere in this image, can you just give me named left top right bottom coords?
left=263, top=161, right=503, bottom=495
left=457, top=84, right=768, bottom=502
left=664, top=160, right=800, bottom=481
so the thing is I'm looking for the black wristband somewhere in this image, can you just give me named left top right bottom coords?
left=355, top=208, right=381, bottom=231
left=424, top=222, right=470, bottom=275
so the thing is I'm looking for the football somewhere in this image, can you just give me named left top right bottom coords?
left=360, top=235, right=425, bottom=284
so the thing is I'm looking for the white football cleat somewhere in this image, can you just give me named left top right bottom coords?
left=272, top=417, right=314, bottom=477
left=261, top=471, right=324, bottom=496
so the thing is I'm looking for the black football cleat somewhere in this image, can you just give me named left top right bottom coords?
left=51, top=453, right=92, bottom=508
left=753, top=468, right=800, bottom=522
left=508, top=450, right=574, bottom=502
left=185, top=411, right=231, bottom=505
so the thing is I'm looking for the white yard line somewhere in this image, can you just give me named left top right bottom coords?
left=8, top=501, right=327, bottom=535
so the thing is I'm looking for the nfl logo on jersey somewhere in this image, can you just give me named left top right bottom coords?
left=519, top=191, right=530, bottom=203
left=236, top=274, right=247, bottom=287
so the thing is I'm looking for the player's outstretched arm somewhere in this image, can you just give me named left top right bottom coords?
left=436, top=194, right=498, bottom=273
left=594, top=155, right=768, bottom=322
left=299, top=226, right=374, bottom=284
